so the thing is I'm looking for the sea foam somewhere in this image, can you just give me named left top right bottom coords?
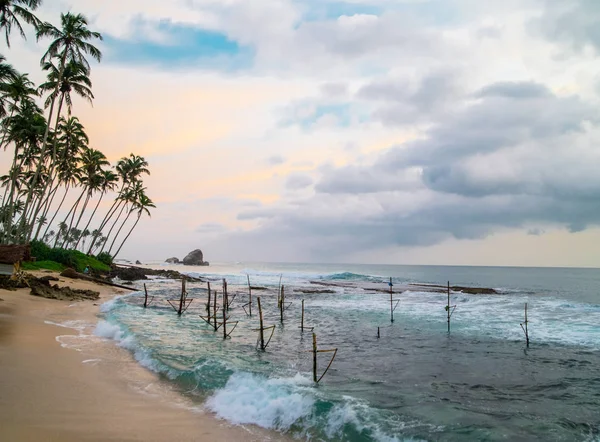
left=206, top=372, right=314, bottom=431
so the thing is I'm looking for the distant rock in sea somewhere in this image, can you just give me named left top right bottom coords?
left=135, top=260, right=142, bottom=265
left=165, top=257, right=180, bottom=264
left=182, top=249, right=209, bottom=266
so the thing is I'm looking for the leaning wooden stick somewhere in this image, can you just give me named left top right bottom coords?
left=143, top=283, right=154, bottom=308
left=311, top=332, right=338, bottom=384
left=445, top=281, right=456, bottom=332
left=213, top=288, right=218, bottom=330
left=254, top=297, right=275, bottom=350
left=520, top=302, right=530, bottom=347
left=280, top=285, right=285, bottom=322
left=207, top=282, right=211, bottom=315
left=299, top=299, right=313, bottom=332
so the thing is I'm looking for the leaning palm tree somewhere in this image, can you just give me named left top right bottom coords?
left=87, top=154, right=149, bottom=254
left=1, top=100, right=46, bottom=243
left=73, top=168, right=117, bottom=250
left=0, top=72, right=37, bottom=133
left=38, top=59, right=93, bottom=114
left=35, top=12, right=102, bottom=155
left=112, top=193, right=155, bottom=258
left=33, top=114, right=87, bottom=238
left=21, top=12, right=102, bottom=243
left=58, top=147, right=107, bottom=248
left=0, top=54, right=20, bottom=118
left=0, top=0, right=41, bottom=47
left=27, top=59, right=96, bottom=242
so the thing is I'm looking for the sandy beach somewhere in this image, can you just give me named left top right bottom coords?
left=0, top=272, right=280, bottom=442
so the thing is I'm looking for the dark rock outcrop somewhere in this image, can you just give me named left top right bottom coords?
left=108, top=266, right=148, bottom=281
left=135, top=260, right=142, bottom=265
left=182, top=249, right=209, bottom=266
left=29, top=278, right=99, bottom=301
left=165, top=257, right=180, bottom=264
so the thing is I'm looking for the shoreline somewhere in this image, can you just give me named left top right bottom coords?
left=0, top=272, right=284, bottom=442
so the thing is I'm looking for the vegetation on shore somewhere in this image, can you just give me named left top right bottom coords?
left=27, top=240, right=110, bottom=273
left=0, top=1, right=155, bottom=259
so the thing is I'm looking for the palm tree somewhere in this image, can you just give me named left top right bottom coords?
left=58, top=147, right=108, bottom=247
left=112, top=193, right=155, bottom=258
left=27, top=59, right=96, bottom=241
left=1, top=99, right=46, bottom=242
left=106, top=181, right=145, bottom=255
left=73, top=168, right=117, bottom=250
left=0, top=54, right=20, bottom=118
left=0, top=0, right=41, bottom=47
left=38, top=59, right=94, bottom=113
left=0, top=72, right=37, bottom=131
left=22, top=12, right=102, bottom=242
left=87, top=154, right=149, bottom=253
left=35, top=115, right=88, bottom=240
left=35, top=12, right=102, bottom=155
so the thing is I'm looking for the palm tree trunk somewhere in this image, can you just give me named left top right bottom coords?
left=99, top=202, right=128, bottom=254
left=56, top=187, right=85, bottom=247
left=42, top=183, right=70, bottom=239
left=107, top=208, right=134, bottom=255
left=26, top=93, right=66, bottom=242
left=74, top=192, right=103, bottom=250
left=112, top=212, right=141, bottom=258
left=70, top=191, right=91, bottom=239
left=86, top=184, right=126, bottom=254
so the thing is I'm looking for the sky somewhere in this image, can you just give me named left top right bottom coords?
left=3, top=0, right=600, bottom=267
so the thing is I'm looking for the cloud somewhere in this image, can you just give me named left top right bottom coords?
left=285, top=173, right=314, bottom=190
left=223, top=79, right=600, bottom=259
left=196, top=223, right=227, bottom=233
left=531, top=0, right=600, bottom=54
left=266, top=155, right=286, bottom=165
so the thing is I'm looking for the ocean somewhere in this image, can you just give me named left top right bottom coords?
left=95, top=262, right=600, bottom=441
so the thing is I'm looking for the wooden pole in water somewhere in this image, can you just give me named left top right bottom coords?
left=447, top=281, right=450, bottom=333
left=521, top=302, right=530, bottom=347
left=312, top=333, right=318, bottom=383
left=301, top=299, right=305, bottom=331
left=280, top=285, right=285, bottom=323
left=143, top=283, right=148, bottom=308
left=247, top=274, right=252, bottom=316
left=258, top=297, right=265, bottom=350
left=223, top=289, right=227, bottom=339
left=377, top=326, right=380, bottom=338
left=223, top=279, right=228, bottom=311
left=178, top=277, right=186, bottom=315
left=389, top=277, right=394, bottom=323
left=525, top=303, right=529, bottom=347
left=207, top=282, right=211, bottom=316
left=213, top=289, right=218, bottom=330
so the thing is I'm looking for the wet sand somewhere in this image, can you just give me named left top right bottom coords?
left=0, top=272, right=281, bottom=442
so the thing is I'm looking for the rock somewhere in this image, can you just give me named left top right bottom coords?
left=165, top=257, right=180, bottom=264
left=29, top=280, right=99, bottom=301
left=135, top=260, right=142, bottom=265
left=108, top=266, right=148, bottom=281
left=60, top=268, right=80, bottom=279
left=182, top=249, right=209, bottom=266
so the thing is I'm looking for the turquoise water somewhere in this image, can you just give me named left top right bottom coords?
left=96, top=263, right=600, bottom=441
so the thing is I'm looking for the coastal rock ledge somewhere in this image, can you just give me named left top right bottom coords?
left=182, top=249, right=209, bottom=266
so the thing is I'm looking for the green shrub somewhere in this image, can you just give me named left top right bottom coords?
left=95, top=252, right=113, bottom=266
left=27, top=240, right=111, bottom=274
left=22, top=260, right=66, bottom=272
